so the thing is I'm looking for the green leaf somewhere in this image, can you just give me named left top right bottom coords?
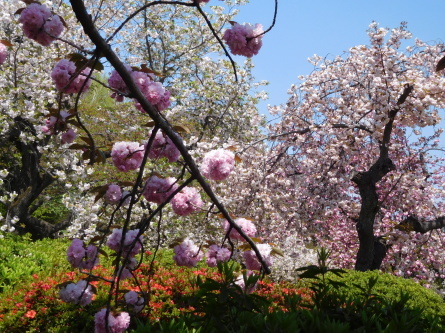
left=271, top=247, right=284, bottom=257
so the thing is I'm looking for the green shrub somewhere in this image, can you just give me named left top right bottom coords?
left=2, top=239, right=445, bottom=333
left=325, top=269, right=445, bottom=320
left=0, top=233, right=70, bottom=293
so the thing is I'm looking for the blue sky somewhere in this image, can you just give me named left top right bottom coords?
left=231, top=1, right=445, bottom=118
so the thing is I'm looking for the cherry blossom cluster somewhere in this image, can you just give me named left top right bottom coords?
left=200, top=149, right=235, bottom=181
left=223, top=22, right=263, bottom=58
left=223, top=217, right=257, bottom=241
left=170, top=186, right=203, bottom=216
left=59, top=279, right=94, bottom=306
left=67, top=238, right=99, bottom=269
left=142, top=176, right=203, bottom=216
left=51, top=59, right=91, bottom=94
left=124, top=291, right=145, bottom=313
left=205, top=244, right=231, bottom=267
left=108, top=66, right=170, bottom=112
left=107, top=228, right=143, bottom=258
left=0, top=43, right=7, bottom=65
left=104, top=184, right=131, bottom=206
left=105, top=184, right=123, bottom=204
left=142, top=176, right=178, bottom=204
left=243, top=243, right=273, bottom=271
left=111, top=142, right=145, bottom=172
left=111, top=130, right=181, bottom=172
left=172, top=238, right=204, bottom=267
left=94, top=309, right=130, bottom=333
left=18, top=3, right=64, bottom=46
left=41, top=110, right=77, bottom=144
left=146, top=130, right=180, bottom=162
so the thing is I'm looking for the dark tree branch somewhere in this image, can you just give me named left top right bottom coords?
left=69, top=0, right=271, bottom=274
left=396, top=215, right=445, bottom=234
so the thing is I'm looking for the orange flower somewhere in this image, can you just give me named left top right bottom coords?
left=24, top=310, right=36, bottom=319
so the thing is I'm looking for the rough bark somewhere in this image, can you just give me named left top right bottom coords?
left=352, top=157, right=395, bottom=271
left=352, top=84, right=412, bottom=271
left=2, top=117, right=70, bottom=239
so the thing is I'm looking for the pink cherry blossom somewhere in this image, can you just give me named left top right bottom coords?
left=94, top=309, right=130, bottom=333
left=223, top=218, right=257, bottom=241
left=105, top=184, right=122, bottom=204
left=59, top=280, right=94, bottom=306
left=142, top=176, right=178, bottom=204
left=205, top=244, right=231, bottom=267
left=106, top=228, right=143, bottom=257
left=135, top=81, right=171, bottom=112
left=171, top=186, right=203, bottom=216
left=61, top=128, right=76, bottom=144
left=111, top=141, right=145, bottom=172
left=41, top=111, right=70, bottom=135
left=108, top=65, right=171, bottom=110
left=124, top=291, right=145, bottom=312
left=19, top=3, right=64, bottom=46
left=243, top=243, right=273, bottom=271
left=201, top=149, right=235, bottom=181
left=173, top=238, right=204, bottom=267
left=67, top=239, right=99, bottom=269
left=223, top=22, right=263, bottom=58
left=147, top=130, right=180, bottom=162
left=108, top=65, right=133, bottom=101
left=161, top=136, right=180, bottom=162
left=51, top=59, right=91, bottom=94
left=0, top=43, right=7, bottom=65
left=66, top=239, right=85, bottom=268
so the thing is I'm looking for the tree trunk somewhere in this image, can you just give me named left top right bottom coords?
left=3, top=117, right=71, bottom=239
left=352, top=84, right=412, bottom=271
left=352, top=156, right=395, bottom=271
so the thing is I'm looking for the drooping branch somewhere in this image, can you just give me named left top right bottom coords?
left=69, top=0, right=271, bottom=274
